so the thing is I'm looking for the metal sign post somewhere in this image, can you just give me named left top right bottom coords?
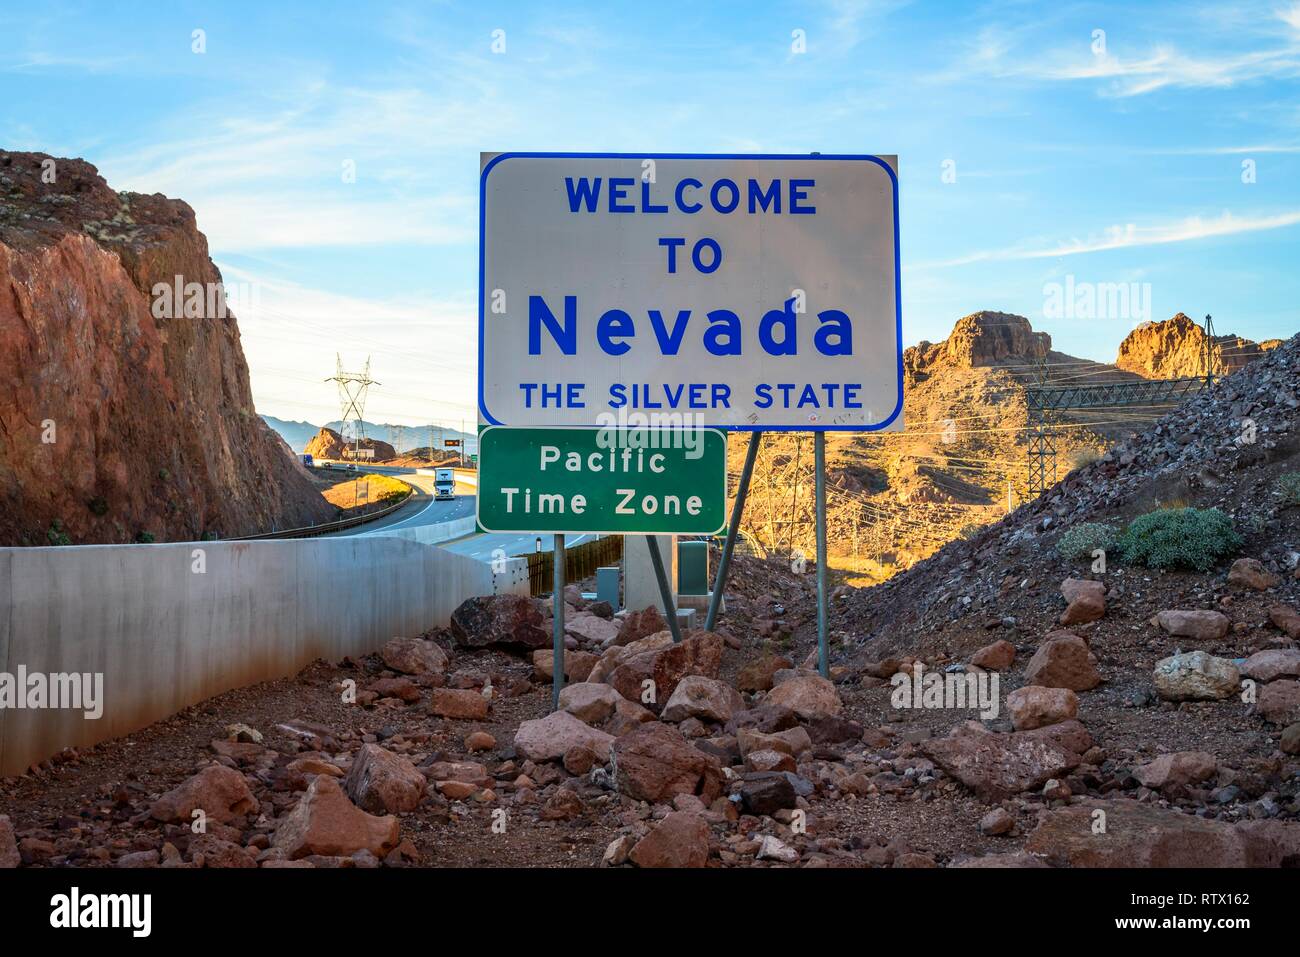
left=705, top=432, right=763, bottom=632
left=814, top=432, right=828, bottom=678
left=646, top=536, right=683, bottom=643
left=552, top=533, right=566, bottom=710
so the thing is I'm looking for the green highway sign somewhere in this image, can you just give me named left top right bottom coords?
left=477, top=426, right=727, bottom=535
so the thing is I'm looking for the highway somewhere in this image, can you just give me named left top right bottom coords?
left=312, top=461, right=593, bottom=559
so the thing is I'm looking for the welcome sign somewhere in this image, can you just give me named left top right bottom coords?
left=478, top=152, right=903, bottom=432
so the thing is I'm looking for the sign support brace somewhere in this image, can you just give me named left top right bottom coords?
left=646, top=536, right=683, bottom=644
left=552, top=533, right=566, bottom=710
left=705, top=432, right=763, bottom=632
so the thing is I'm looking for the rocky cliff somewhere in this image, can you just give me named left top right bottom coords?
left=0, top=151, right=333, bottom=544
left=304, top=427, right=396, bottom=463
left=1116, top=312, right=1277, bottom=379
left=904, top=311, right=1052, bottom=385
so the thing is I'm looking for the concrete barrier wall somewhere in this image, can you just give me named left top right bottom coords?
left=0, top=538, right=528, bottom=776
left=363, top=515, right=477, bottom=546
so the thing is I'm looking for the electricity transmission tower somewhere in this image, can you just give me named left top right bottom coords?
left=325, top=355, right=379, bottom=464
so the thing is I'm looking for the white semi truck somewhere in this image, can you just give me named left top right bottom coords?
left=434, top=468, right=456, bottom=500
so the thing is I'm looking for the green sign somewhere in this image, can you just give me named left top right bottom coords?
left=477, top=427, right=726, bottom=535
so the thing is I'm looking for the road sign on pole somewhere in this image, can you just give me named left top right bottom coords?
left=477, top=426, right=726, bottom=535
left=479, top=152, right=903, bottom=432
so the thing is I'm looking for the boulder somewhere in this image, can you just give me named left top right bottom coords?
left=0, top=815, right=17, bottom=869
left=427, top=688, right=489, bottom=720
left=978, top=807, right=1015, bottom=836
left=273, top=776, right=399, bottom=860
left=615, top=606, right=667, bottom=646
left=611, top=722, right=722, bottom=804
left=1240, top=648, right=1300, bottom=683
left=736, top=726, right=812, bottom=758
left=763, top=674, right=843, bottom=720
left=745, top=749, right=796, bottom=773
left=1153, top=650, right=1240, bottom=701
left=564, top=614, right=619, bottom=647
left=1007, top=686, right=1078, bottom=731
left=513, top=710, right=615, bottom=763
left=1269, top=604, right=1300, bottom=639
left=661, top=676, right=745, bottom=723
left=558, top=682, right=624, bottom=724
left=739, top=773, right=798, bottom=815
left=1025, top=799, right=1300, bottom=867
left=380, top=637, right=448, bottom=676
left=464, top=731, right=496, bottom=752
left=1258, top=679, right=1300, bottom=725
left=1133, top=751, right=1217, bottom=791
left=629, top=811, right=710, bottom=868
left=531, top=648, right=599, bottom=683
left=606, top=631, right=724, bottom=710
left=1227, top=558, right=1280, bottom=591
left=450, top=594, right=548, bottom=649
left=1156, top=609, right=1230, bottom=641
left=920, top=720, right=1092, bottom=801
left=806, top=714, right=864, bottom=744
left=1059, top=578, right=1105, bottom=625
left=365, top=677, right=420, bottom=703
left=150, top=764, right=259, bottom=824
left=736, top=654, right=794, bottom=692
left=343, top=744, right=426, bottom=814
left=1282, top=723, right=1300, bottom=755
left=1023, top=632, right=1101, bottom=691
left=540, top=787, right=585, bottom=821
left=970, top=639, right=1015, bottom=671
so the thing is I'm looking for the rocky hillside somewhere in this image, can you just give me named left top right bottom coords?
left=0, top=151, right=333, bottom=544
left=739, top=312, right=1144, bottom=578
left=1116, top=312, right=1278, bottom=379
left=304, top=427, right=396, bottom=462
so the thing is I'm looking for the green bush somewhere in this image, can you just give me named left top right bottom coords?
left=1279, top=472, right=1300, bottom=506
left=1115, top=507, right=1241, bottom=571
left=46, top=520, right=71, bottom=546
left=1056, top=522, right=1115, bottom=560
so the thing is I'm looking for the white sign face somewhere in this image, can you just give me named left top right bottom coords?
left=479, top=152, right=902, bottom=432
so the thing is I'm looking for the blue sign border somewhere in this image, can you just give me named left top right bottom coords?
left=478, top=152, right=903, bottom=433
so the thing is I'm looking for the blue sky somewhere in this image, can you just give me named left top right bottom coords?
left=3, top=0, right=1298, bottom=429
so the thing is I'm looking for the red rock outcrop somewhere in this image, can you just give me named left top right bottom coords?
left=0, top=151, right=333, bottom=544
left=303, top=426, right=396, bottom=463
left=1115, top=312, right=1275, bottom=379
left=904, top=311, right=1051, bottom=384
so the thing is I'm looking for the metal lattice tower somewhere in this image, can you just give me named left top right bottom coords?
left=1024, top=315, right=1219, bottom=497
left=325, top=355, right=379, bottom=462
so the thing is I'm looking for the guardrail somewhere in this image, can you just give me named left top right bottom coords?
left=231, top=482, right=413, bottom=541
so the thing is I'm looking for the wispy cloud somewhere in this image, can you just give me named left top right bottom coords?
left=949, top=4, right=1300, bottom=97
left=913, top=209, right=1300, bottom=268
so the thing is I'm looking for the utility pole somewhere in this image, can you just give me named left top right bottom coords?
left=326, top=355, right=378, bottom=499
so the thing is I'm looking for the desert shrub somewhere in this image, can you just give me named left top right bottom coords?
left=1115, top=507, right=1241, bottom=571
left=1064, top=447, right=1103, bottom=471
left=1278, top=472, right=1300, bottom=506
left=1056, top=522, right=1115, bottom=560
left=87, top=496, right=109, bottom=516
left=46, top=520, right=71, bottom=546
left=135, top=531, right=156, bottom=544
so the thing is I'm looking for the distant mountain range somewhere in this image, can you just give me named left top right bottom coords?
left=261, top=415, right=478, bottom=455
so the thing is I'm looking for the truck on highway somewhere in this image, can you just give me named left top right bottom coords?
left=434, top=468, right=456, bottom=500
